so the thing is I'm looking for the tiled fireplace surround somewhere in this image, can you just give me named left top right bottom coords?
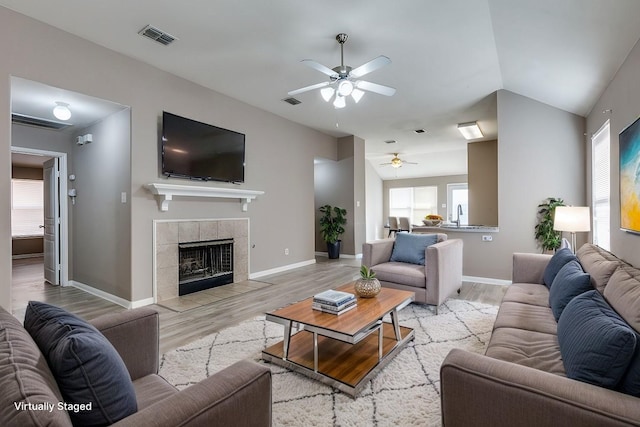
left=154, top=219, right=249, bottom=302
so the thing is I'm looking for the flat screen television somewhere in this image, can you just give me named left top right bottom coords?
left=161, top=111, right=245, bottom=183
left=619, top=115, right=640, bottom=233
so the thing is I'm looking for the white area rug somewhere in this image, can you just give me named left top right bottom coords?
left=159, top=299, right=498, bottom=426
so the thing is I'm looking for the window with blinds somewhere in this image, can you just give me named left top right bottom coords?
left=592, top=121, right=610, bottom=250
left=389, top=186, right=438, bottom=225
left=11, top=179, right=44, bottom=237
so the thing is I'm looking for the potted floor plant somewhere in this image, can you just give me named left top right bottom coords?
left=534, top=197, right=565, bottom=253
left=319, top=204, right=347, bottom=259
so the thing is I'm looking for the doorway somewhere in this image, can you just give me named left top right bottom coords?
left=10, top=147, right=69, bottom=287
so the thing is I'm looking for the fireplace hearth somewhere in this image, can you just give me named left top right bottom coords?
left=178, top=239, right=234, bottom=296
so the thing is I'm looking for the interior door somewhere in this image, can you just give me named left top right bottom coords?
left=43, top=158, right=60, bottom=285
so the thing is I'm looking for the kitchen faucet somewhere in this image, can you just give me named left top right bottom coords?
left=454, top=204, right=463, bottom=228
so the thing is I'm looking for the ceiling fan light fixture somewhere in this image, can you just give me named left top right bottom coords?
left=333, top=95, right=346, bottom=109
left=391, top=157, right=402, bottom=168
left=351, top=88, right=364, bottom=103
left=53, top=102, right=71, bottom=121
left=337, top=80, right=354, bottom=97
left=457, top=121, right=483, bottom=140
left=320, top=87, right=335, bottom=102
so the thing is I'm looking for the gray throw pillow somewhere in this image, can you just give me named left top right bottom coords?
left=558, top=291, right=637, bottom=389
left=390, top=233, right=438, bottom=265
left=24, top=301, right=137, bottom=426
left=543, top=247, right=577, bottom=288
left=549, top=260, right=592, bottom=321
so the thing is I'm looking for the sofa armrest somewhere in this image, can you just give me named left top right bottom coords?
left=113, top=360, right=271, bottom=427
left=512, top=252, right=552, bottom=284
left=441, top=349, right=640, bottom=427
left=90, top=307, right=159, bottom=380
left=425, top=239, right=463, bottom=306
left=362, top=239, right=395, bottom=268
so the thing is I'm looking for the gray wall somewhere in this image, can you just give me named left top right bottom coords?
left=0, top=7, right=336, bottom=309
left=72, top=108, right=131, bottom=299
left=586, top=37, right=640, bottom=268
left=365, top=159, right=384, bottom=242
left=492, top=90, right=585, bottom=279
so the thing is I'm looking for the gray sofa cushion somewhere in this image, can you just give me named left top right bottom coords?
left=24, top=301, right=138, bottom=426
left=501, top=283, right=550, bottom=307
left=549, top=260, right=592, bottom=321
left=577, top=244, right=622, bottom=293
left=372, top=262, right=425, bottom=288
left=604, top=265, right=640, bottom=396
left=0, top=307, right=72, bottom=426
left=486, top=327, right=564, bottom=375
left=558, top=290, right=637, bottom=389
left=493, top=301, right=558, bottom=335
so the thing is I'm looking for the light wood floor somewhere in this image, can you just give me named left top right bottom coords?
left=11, top=256, right=507, bottom=354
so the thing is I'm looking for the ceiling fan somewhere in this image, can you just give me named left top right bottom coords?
left=288, top=33, right=396, bottom=109
left=380, top=153, right=417, bottom=169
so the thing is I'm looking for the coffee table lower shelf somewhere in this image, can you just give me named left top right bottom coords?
left=261, top=322, right=414, bottom=397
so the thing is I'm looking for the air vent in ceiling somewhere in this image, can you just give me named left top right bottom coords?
left=12, top=113, right=71, bottom=130
left=384, top=140, right=397, bottom=144
left=138, top=25, right=177, bottom=46
left=414, top=129, right=426, bottom=134
left=282, top=97, right=301, bottom=106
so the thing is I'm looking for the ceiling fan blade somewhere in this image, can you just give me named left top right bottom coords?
left=356, top=80, right=396, bottom=96
left=350, top=55, right=391, bottom=78
left=301, top=59, right=338, bottom=78
left=288, top=81, right=331, bottom=96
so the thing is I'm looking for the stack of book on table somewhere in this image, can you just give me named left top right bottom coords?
left=312, top=290, right=357, bottom=315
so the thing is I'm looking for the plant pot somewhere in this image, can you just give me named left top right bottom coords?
left=327, top=241, right=341, bottom=259
left=354, top=278, right=381, bottom=298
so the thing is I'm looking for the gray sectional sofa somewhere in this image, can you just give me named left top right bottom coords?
left=0, top=306, right=272, bottom=426
left=441, top=243, right=640, bottom=426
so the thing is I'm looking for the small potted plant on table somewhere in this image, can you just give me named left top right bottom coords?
left=355, top=265, right=381, bottom=298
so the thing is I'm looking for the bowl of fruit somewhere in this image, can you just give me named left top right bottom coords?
left=423, top=214, right=444, bottom=226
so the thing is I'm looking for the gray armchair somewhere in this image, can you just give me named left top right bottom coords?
left=362, top=233, right=463, bottom=313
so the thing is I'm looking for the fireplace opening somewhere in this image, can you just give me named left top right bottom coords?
left=178, top=239, right=234, bottom=296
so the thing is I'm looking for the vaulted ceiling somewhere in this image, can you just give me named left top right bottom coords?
left=4, top=0, right=640, bottom=179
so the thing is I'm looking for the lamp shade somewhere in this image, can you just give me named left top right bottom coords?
left=553, top=206, right=591, bottom=232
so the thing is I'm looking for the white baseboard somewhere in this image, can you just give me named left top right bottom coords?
left=69, top=280, right=153, bottom=309
left=315, top=252, right=362, bottom=259
left=250, top=259, right=316, bottom=279
left=463, top=275, right=511, bottom=286
left=12, top=253, right=44, bottom=260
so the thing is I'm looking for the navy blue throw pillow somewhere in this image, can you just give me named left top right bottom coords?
left=24, top=301, right=137, bottom=426
left=549, top=260, right=592, bottom=321
left=543, top=247, right=576, bottom=288
left=390, top=233, right=438, bottom=265
left=558, top=291, right=637, bottom=388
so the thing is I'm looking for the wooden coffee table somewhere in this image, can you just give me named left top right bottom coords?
left=261, top=282, right=415, bottom=397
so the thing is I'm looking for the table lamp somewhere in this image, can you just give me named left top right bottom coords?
left=553, top=206, right=591, bottom=253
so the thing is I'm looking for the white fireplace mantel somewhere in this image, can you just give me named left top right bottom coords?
left=145, top=183, right=264, bottom=212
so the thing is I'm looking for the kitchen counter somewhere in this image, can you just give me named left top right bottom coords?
left=412, top=225, right=499, bottom=234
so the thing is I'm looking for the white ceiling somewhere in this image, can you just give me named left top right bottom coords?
left=3, top=0, right=640, bottom=179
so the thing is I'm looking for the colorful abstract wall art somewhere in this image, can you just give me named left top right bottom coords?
left=620, top=116, right=640, bottom=233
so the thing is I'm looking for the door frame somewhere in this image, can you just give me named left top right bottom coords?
left=10, top=146, right=69, bottom=286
